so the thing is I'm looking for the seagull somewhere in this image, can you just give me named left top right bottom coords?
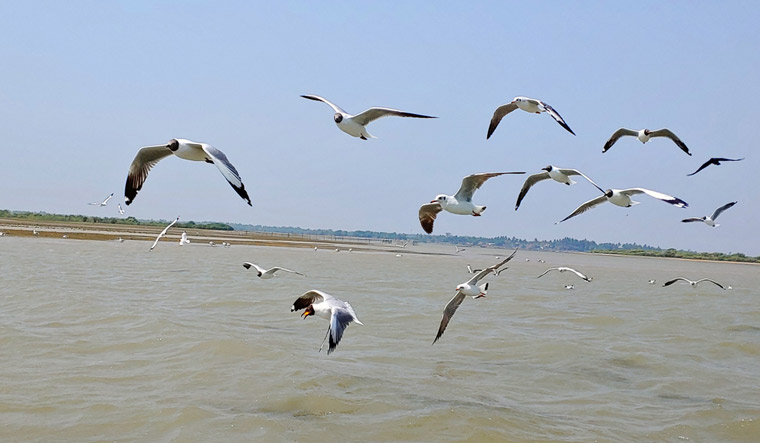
left=300, top=94, right=436, bottom=140
left=537, top=259, right=546, bottom=263
left=537, top=266, right=592, bottom=282
left=602, top=128, right=691, bottom=156
left=648, top=279, right=656, bottom=285
left=179, top=231, right=190, bottom=245
left=33, top=230, right=39, bottom=236
left=662, top=277, right=725, bottom=290
left=242, top=262, right=305, bottom=279
left=455, top=246, right=466, bottom=254
left=124, top=138, right=251, bottom=206
left=682, top=201, right=737, bottom=227
left=433, top=249, right=517, bottom=344
left=487, top=96, right=575, bottom=139
left=149, top=216, right=179, bottom=251
left=687, top=157, right=744, bottom=176
left=117, top=204, right=125, bottom=215
left=88, top=193, right=113, bottom=206
left=558, top=188, right=688, bottom=223
left=418, top=171, right=525, bottom=234
left=291, top=290, right=363, bottom=354
left=515, top=165, right=604, bottom=210
left=565, top=285, right=575, bottom=290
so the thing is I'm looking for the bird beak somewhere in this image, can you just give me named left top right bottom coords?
left=431, top=200, right=437, bottom=203
left=301, top=311, right=310, bottom=319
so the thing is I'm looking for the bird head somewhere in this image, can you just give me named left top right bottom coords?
left=643, top=129, right=651, bottom=136
left=455, top=284, right=465, bottom=292
left=301, top=305, right=315, bottom=319
left=432, top=194, right=448, bottom=204
left=167, top=139, right=179, bottom=151
left=604, top=189, right=614, bottom=198
left=333, top=113, right=343, bottom=123
left=541, top=165, right=553, bottom=172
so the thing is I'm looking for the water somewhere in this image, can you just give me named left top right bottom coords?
left=1, top=236, right=758, bottom=442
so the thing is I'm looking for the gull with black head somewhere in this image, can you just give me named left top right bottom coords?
left=603, top=128, right=691, bottom=155
left=487, top=96, right=575, bottom=139
left=291, top=290, right=363, bottom=354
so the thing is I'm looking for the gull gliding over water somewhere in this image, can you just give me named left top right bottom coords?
left=687, top=157, right=744, bottom=176
left=124, top=138, right=251, bottom=206
left=300, top=94, right=437, bottom=140
left=149, top=216, right=179, bottom=251
left=242, top=262, right=305, bottom=279
left=536, top=266, right=592, bottom=282
left=179, top=231, right=190, bottom=245
left=291, top=290, right=363, bottom=355
left=88, top=193, right=113, bottom=206
left=602, top=128, right=691, bottom=156
left=515, top=165, right=604, bottom=210
left=558, top=188, right=688, bottom=223
left=418, top=171, right=525, bottom=234
left=487, top=96, right=575, bottom=139
left=682, top=201, right=737, bottom=227
left=433, top=249, right=517, bottom=344
left=662, top=277, right=725, bottom=290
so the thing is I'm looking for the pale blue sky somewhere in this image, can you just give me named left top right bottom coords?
left=1, top=1, right=758, bottom=254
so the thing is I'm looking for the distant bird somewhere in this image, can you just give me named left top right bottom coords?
left=419, top=171, right=525, bottom=234
left=455, top=246, right=466, bottom=254
left=124, top=138, right=251, bottom=206
left=515, top=165, right=603, bottom=210
left=118, top=204, right=125, bottom=215
left=0, top=232, right=5, bottom=236
left=117, top=237, right=124, bottom=243
left=179, top=231, right=190, bottom=245
left=313, top=246, right=318, bottom=251
left=61, top=234, right=68, bottom=239
left=395, top=253, right=403, bottom=257
left=300, top=94, right=436, bottom=140
left=558, top=188, right=688, bottom=223
left=396, top=241, right=408, bottom=248
left=88, top=193, right=113, bottom=206
left=537, top=259, right=546, bottom=263
left=33, top=230, right=39, bottom=236
left=682, top=201, right=737, bottom=228
left=662, top=277, right=725, bottom=290
left=242, top=262, right=305, bottom=279
left=648, top=279, right=656, bottom=285
left=291, top=290, right=363, bottom=354
left=433, top=249, right=517, bottom=344
left=687, top=157, right=744, bottom=176
left=602, top=128, right=691, bottom=155
left=536, top=266, right=592, bottom=282
left=149, top=216, right=179, bottom=251
left=487, top=96, right=575, bottom=139
left=565, top=285, right=575, bottom=290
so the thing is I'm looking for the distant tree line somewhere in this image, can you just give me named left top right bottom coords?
left=590, top=248, right=759, bottom=263
left=0, top=210, right=233, bottom=231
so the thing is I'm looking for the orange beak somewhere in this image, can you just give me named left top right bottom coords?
left=301, top=311, right=310, bottom=319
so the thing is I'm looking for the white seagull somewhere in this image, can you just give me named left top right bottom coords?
left=300, top=94, right=437, bottom=140
left=487, top=96, right=575, bottom=139
left=124, top=138, right=251, bottom=206
left=179, top=231, right=190, bottom=245
left=565, top=285, right=575, bottom=290
left=117, top=204, right=125, bottom=215
left=515, top=165, right=604, bottom=210
left=88, top=193, right=114, bottom=206
left=418, top=171, right=525, bottom=234
left=662, top=277, right=725, bottom=290
left=558, top=188, right=688, bottom=223
left=242, top=262, right=305, bottom=279
left=149, top=216, right=179, bottom=251
left=433, top=249, right=517, bottom=344
left=603, top=128, right=691, bottom=156
left=682, top=201, right=737, bottom=227
left=648, top=279, right=656, bottom=285
left=291, top=290, right=363, bottom=354
left=536, top=266, right=592, bottom=282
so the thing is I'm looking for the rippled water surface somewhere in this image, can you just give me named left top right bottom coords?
left=1, top=236, right=759, bottom=442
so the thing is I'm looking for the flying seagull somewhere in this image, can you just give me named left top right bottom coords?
left=487, top=96, right=575, bottom=139
left=290, top=290, right=363, bottom=354
left=602, top=128, right=691, bottom=156
left=300, top=94, right=436, bottom=140
left=662, top=277, right=725, bottom=290
left=687, top=157, right=744, bottom=176
left=149, top=216, right=180, bottom=251
left=117, top=204, right=125, bottom=215
left=536, top=266, right=592, bottom=282
left=515, top=165, right=604, bottom=210
left=433, top=249, right=517, bottom=344
left=242, top=262, right=305, bottom=279
left=124, top=138, right=251, bottom=206
left=88, top=193, right=113, bottom=206
left=558, top=188, right=688, bottom=223
left=179, top=231, right=190, bottom=245
left=682, top=201, right=737, bottom=227
left=418, top=171, right=525, bottom=234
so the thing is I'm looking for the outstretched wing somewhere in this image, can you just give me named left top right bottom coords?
left=602, top=128, right=638, bottom=153
left=662, top=277, right=689, bottom=287
left=291, top=290, right=328, bottom=312
left=455, top=172, right=523, bottom=202
left=486, top=101, right=518, bottom=139
left=558, top=195, right=608, bottom=223
left=352, top=107, right=436, bottom=126
left=124, top=145, right=173, bottom=205
left=681, top=217, right=704, bottom=223
left=538, top=101, right=575, bottom=135
left=433, top=291, right=466, bottom=344
left=649, top=129, right=691, bottom=155
left=515, top=172, right=551, bottom=210
left=622, top=188, right=688, bottom=208
left=710, top=201, right=737, bottom=221
left=695, top=278, right=725, bottom=289
left=419, top=202, right=443, bottom=234
left=467, top=248, right=518, bottom=285
left=300, top=94, right=347, bottom=114
left=556, top=168, right=604, bottom=193
left=201, top=145, right=252, bottom=206
left=271, top=267, right=305, bottom=276
left=686, top=159, right=714, bottom=176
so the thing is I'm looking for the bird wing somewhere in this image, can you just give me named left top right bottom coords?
left=536, top=268, right=558, bottom=278
left=558, top=194, right=609, bottom=223
left=419, top=202, right=443, bottom=234
left=201, top=145, right=252, bottom=206
left=149, top=216, right=179, bottom=251
left=686, top=159, right=714, bottom=176
left=102, top=193, right=114, bottom=205
left=515, top=172, right=551, bottom=210
left=352, top=107, right=436, bottom=126
left=124, top=145, right=173, bottom=205
left=537, top=101, right=575, bottom=135
left=271, top=267, right=305, bottom=276
left=563, top=267, right=591, bottom=281
left=290, top=290, right=329, bottom=312
left=467, top=248, right=518, bottom=285
left=710, top=201, right=737, bottom=221
left=455, top=172, right=523, bottom=202
left=242, top=262, right=266, bottom=273
left=649, top=129, right=691, bottom=155
left=327, top=305, right=359, bottom=354
left=300, top=94, right=347, bottom=114
left=681, top=217, right=704, bottom=223
left=555, top=169, right=605, bottom=193
left=695, top=278, right=725, bottom=289
left=602, top=128, right=638, bottom=153
left=622, top=188, right=688, bottom=208
left=662, top=277, right=689, bottom=287
left=486, top=101, right=518, bottom=139
left=433, top=291, right=467, bottom=344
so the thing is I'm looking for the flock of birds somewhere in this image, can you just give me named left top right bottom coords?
left=71, top=94, right=744, bottom=353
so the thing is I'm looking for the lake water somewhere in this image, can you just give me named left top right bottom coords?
left=1, top=236, right=758, bottom=442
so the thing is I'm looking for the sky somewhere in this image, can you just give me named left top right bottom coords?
left=1, top=1, right=758, bottom=255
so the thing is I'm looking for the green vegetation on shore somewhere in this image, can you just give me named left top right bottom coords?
left=0, top=210, right=233, bottom=231
left=590, top=248, right=759, bottom=263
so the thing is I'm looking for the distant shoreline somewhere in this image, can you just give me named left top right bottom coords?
left=586, top=250, right=760, bottom=266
